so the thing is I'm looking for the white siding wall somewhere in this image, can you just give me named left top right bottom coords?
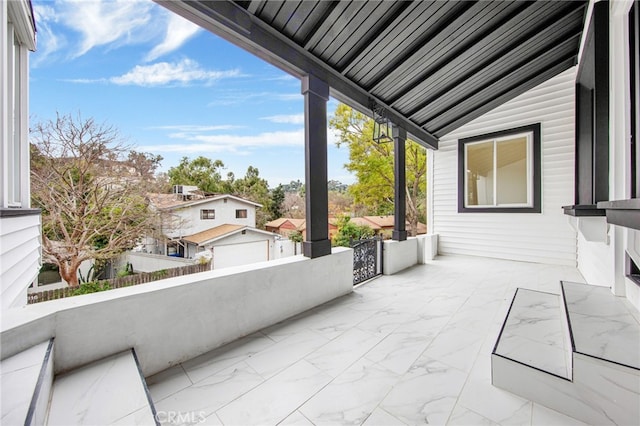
left=0, top=214, right=40, bottom=309
left=168, top=197, right=257, bottom=238
left=431, top=68, right=577, bottom=266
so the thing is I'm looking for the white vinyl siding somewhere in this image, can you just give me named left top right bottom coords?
left=431, top=68, right=577, bottom=266
left=0, top=214, right=41, bottom=309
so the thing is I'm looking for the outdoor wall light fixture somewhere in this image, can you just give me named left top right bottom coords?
left=370, top=100, right=393, bottom=144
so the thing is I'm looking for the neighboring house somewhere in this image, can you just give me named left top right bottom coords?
left=267, top=215, right=425, bottom=241
left=144, top=187, right=279, bottom=269
left=182, top=224, right=278, bottom=269
left=265, top=218, right=306, bottom=237
left=265, top=217, right=339, bottom=240
left=0, top=0, right=37, bottom=310
left=353, top=215, right=427, bottom=238
left=146, top=187, right=261, bottom=255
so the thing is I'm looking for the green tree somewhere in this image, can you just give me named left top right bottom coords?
left=332, top=215, right=374, bottom=247
left=282, top=179, right=304, bottom=194
left=231, top=166, right=271, bottom=228
left=167, top=156, right=225, bottom=193
left=269, top=184, right=285, bottom=219
left=288, top=230, right=303, bottom=255
left=329, top=104, right=427, bottom=236
left=30, top=113, right=162, bottom=287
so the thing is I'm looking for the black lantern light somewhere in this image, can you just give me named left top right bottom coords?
left=370, top=100, right=393, bottom=144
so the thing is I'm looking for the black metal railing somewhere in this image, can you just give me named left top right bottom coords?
left=351, top=236, right=383, bottom=285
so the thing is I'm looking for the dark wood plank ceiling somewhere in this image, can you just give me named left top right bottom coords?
left=163, top=0, right=588, bottom=147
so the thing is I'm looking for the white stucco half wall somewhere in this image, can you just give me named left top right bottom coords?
left=383, top=238, right=419, bottom=275
left=0, top=248, right=353, bottom=377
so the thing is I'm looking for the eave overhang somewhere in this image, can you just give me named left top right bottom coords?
left=155, top=0, right=587, bottom=151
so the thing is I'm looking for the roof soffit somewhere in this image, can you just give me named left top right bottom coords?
left=156, top=0, right=587, bottom=145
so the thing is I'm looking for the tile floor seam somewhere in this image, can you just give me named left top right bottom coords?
left=445, top=349, right=485, bottom=426
left=448, top=402, right=500, bottom=426
left=179, top=363, right=194, bottom=386
left=364, top=371, right=408, bottom=425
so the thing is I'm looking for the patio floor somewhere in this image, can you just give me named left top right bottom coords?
left=146, top=254, right=589, bottom=426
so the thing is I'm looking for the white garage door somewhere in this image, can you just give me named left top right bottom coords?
left=213, top=240, right=269, bottom=269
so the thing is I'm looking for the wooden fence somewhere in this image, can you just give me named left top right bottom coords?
left=28, top=263, right=210, bottom=304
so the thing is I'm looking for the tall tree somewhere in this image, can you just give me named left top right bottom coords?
left=231, top=166, right=271, bottom=228
left=30, top=113, right=162, bottom=286
left=268, top=184, right=285, bottom=219
left=167, top=156, right=225, bottom=193
left=329, top=104, right=427, bottom=236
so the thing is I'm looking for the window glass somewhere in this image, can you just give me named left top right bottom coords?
left=496, top=136, right=528, bottom=205
left=459, top=124, right=540, bottom=213
left=236, top=209, right=248, bottom=219
left=200, top=209, right=215, bottom=219
left=466, top=141, right=494, bottom=206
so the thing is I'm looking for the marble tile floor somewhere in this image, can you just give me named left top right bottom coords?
left=48, top=350, right=155, bottom=425
left=494, top=289, right=570, bottom=379
left=147, top=255, right=597, bottom=426
left=562, top=281, right=640, bottom=370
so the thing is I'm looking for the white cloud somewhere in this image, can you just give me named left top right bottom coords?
left=179, top=129, right=304, bottom=148
left=207, top=92, right=300, bottom=106
left=150, top=125, right=243, bottom=132
left=145, top=13, right=200, bottom=61
left=32, top=4, right=66, bottom=66
left=260, top=114, right=305, bottom=125
left=139, top=129, right=305, bottom=154
left=59, top=0, right=155, bottom=58
left=110, top=59, right=240, bottom=86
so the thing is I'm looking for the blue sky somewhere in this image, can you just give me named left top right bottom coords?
left=29, top=0, right=352, bottom=188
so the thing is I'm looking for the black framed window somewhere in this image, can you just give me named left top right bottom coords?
left=458, top=124, right=541, bottom=213
left=200, top=209, right=215, bottom=220
left=235, top=209, right=248, bottom=219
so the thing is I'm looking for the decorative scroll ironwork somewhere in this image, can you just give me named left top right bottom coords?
left=351, top=236, right=383, bottom=285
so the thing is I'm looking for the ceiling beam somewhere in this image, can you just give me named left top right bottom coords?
left=154, top=0, right=438, bottom=150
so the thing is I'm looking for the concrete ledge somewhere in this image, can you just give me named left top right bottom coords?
left=383, top=238, right=418, bottom=275
left=416, top=234, right=438, bottom=263
left=1, top=248, right=353, bottom=377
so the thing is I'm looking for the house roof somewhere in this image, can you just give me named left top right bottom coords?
left=183, top=224, right=276, bottom=246
left=159, top=0, right=587, bottom=149
left=362, top=216, right=396, bottom=228
left=350, top=217, right=382, bottom=230
left=356, top=216, right=427, bottom=234
left=264, top=218, right=289, bottom=228
left=265, top=218, right=306, bottom=230
left=148, top=193, right=262, bottom=210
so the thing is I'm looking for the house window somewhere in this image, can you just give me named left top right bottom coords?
left=236, top=209, right=248, bottom=219
left=458, top=124, right=541, bottom=213
left=200, top=209, right=215, bottom=219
